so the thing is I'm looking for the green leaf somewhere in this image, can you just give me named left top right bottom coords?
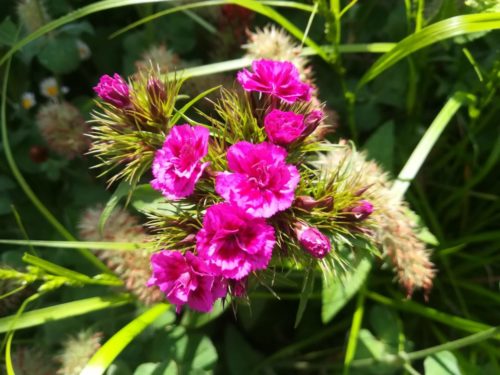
left=81, top=304, right=170, bottom=375
left=322, top=258, right=372, bottom=324
left=0, top=239, right=151, bottom=251
left=99, top=180, right=133, bottom=236
left=181, top=297, right=229, bottom=328
left=295, top=265, right=315, bottom=328
left=225, top=324, right=263, bottom=375
left=0, top=17, right=17, bottom=47
left=391, top=92, right=469, bottom=199
left=359, top=13, right=500, bottom=86
left=171, top=84, right=221, bottom=125
left=364, top=121, right=395, bottom=172
left=424, top=351, right=462, bottom=375
left=0, top=295, right=132, bottom=333
left=37, top=34, right=80, bottom=74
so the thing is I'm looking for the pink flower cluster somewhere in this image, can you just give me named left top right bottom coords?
left=147, top=60, right=344, bottom=313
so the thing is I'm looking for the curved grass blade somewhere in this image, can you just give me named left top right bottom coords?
left=0, top=1, right=183, bottom=67
left=0, top=294, right=132, bottom=333
left=1, top=53, right=109, bottom=273
left=99, top=180, right=133, bottom=236
left=171, top=85, right=221, bottom=124
left=391, top=92, right=469, bottom=199
left=359, top=13, right=500, bottom=86
left=0, top=239, right=153, bottom=251
left=81, top=303, right=170, bottom=375
left=110, top=0, right=314, bottom=39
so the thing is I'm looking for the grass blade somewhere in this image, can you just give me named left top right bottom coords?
left=359, top=13, right=500, bottom=86
left=99, top=180, right=133, bottom=235
left=171, top=85, right=221, bottom=124
left=0, top=239, right=152, bottom=251
left=0, top=295, right=132, bottom=333
left=81, top=303, right=170, bottom=375
left=391, top=92, right=468, bottom=199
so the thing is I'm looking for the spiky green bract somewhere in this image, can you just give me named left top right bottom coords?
left=79, top=206, right=163, bottom=305
left=0, top=268, right=32, bottom=316
left=88, top=69, right=184, bottom=186
left=56, top=329, right=102, bottom=375
left=317, top=143, right=435, bottom=295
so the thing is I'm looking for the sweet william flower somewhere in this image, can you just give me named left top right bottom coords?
left=264, top=109, right=305, bottom=146
left=93, top=73, right=130, bottom=108
left=296, top=224, right=331, bottom=259
left=196, top=203, right=276, bottom=280
left=216, top=142, right=300, bottom=218
left=148, top=250, right=227, bottom=313
left=151, top=125, right=210, bottom=200
left=237, top=59, right=312, bottom=103
left=350, top=200, right=374, bottom=220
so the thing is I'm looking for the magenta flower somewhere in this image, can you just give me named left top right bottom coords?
left=196, top=203, right=276, bottom=280
left=264, top=109, right=305, bottom=146
left=148, top=250, right=227, bottom=313
left=93, top=73, right=130, bottom=108
left=296, top=224, right=331, bottom=259
left=351, top=200, right=374, bottom=220
left=215, top=142, right=300, bottom=218
left=237, top=59, right=312, bottom=103
left=151, top=124, right=210, bottom=200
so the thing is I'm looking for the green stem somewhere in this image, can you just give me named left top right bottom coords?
left=0, top=56, right=110, bottom=274
left=343, top=284, right=366, bottom=375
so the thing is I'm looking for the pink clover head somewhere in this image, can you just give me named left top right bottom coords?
left=196, top=203, right=276, bottom=280
left=151, top=124, right=210, bottom=200
left=148, top=250, right=227, bottom=313
left=264, top=109, right=305, bottom=146
left=93, top=73, right=130, bottom=108
left=237, top=59, right=312, bottom=103
left=215, top=141, right=300, bottom=218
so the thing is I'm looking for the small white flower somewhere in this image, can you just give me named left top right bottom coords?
left=76, top=39, right=91, bottom=60
left=39, top=77, right=59, bottom=98
left=21, top=92, right=36, bottom=109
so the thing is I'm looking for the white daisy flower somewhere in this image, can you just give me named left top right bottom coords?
left=21, top=92, right=36, bottom=109
left=39, top=77, right=59, bottom=99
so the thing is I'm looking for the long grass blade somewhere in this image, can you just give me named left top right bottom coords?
left=0, top=239, right=153, bottom=251
left=81, top=303, right=170, bottom=375
left=359, top=13, right=500, bottom=86
left=391, top=92, right=468, bottom=199
left=0, top=295, right=132, bottom=333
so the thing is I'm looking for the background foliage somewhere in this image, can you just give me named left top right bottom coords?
left=0, top=0, right=499, bottom=374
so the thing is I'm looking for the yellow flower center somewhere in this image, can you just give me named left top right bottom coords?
left=46, top=86, right=59, bottom=97
left=22, top=98, right=33, bottom=109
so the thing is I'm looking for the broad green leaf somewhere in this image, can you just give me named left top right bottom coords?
left=0, top=17, right=17, bottom=47
left=99, top=180, right=133, bottom=236
left=81, top=304, right=170, bottom=375
left=0, top=295, right=132, bottom=333
left=181, top=298, right=229, bottom=328
left=322, top=258, right=372, bottom=324
left=295, top=265, right=315, bottom=328
left=359, top=13, right=500, bottom=86
left=37, top=34, right=80, bottom=73
left=391, top=92, right=469, bottom=199
left=133, top=362, right=177, bottom=375
left=424, top=351, right=462, bottom=375
left=364, top=121, right=395, bottom=172
left=225, top=324, right=264, bottom=375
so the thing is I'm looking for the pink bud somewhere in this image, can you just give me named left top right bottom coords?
left=93, top=73, right=130, bottom=108
left=351, top=200, right=374, bottom=220
left=295, top=224, right=331, bottom=259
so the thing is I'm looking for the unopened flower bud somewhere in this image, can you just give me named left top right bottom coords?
left=350, top=200, right=374, bottom=220
left=93, top=73, right=130, bottom=108
left=295, top=223, right=331, bottom=259
left=304, top=109, right=324, bottom=133
left=294, top=196, right=319, bottom=211
left=231, top=278, right=247, bottom=297
left=147, top=77, right=167, bottom=102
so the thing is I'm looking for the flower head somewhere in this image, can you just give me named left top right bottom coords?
left=56, top=330, right=102, bottom=375
left=151, top=125, right=210, bottom=200
left=216, top=142, right=300, bottom=218
left=237, top=59, right=312, bottom=103
left=148, top=250, right=227, bottom=313
left=93, top=73, right=130, bottom=108
left=196, top=203, right=275, bottom=280
left=296, top=224, right=331, bottom=259
left=21, top=92, right=36, bottom=109
left=264, top=109, right=305, bottom=146
left=40, top=77, right=60, bottom=99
